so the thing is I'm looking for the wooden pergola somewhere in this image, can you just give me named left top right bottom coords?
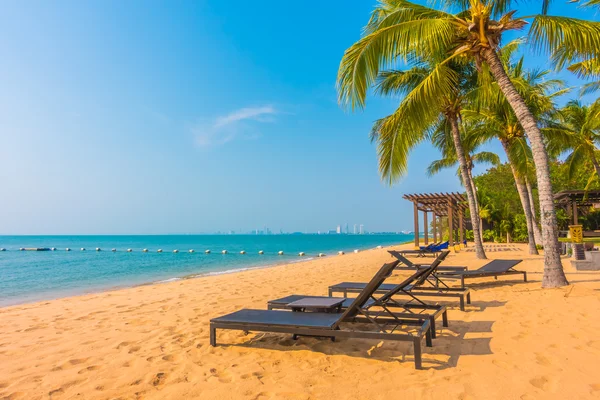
left=554, top=190, right=600, bottom=224
left=403, top=192, right=468, bottom=247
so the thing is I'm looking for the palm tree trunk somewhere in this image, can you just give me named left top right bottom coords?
left=500, top=140, right=538, bottom=255
left=468, top=168, right=481, bottom=217
left=591, top=153, right=600, bottom=179
left=448, top=114, right=486, bottom=259
left=525, top=177, right=543, bottom=244
left=481, top=48, right=567, bottom=287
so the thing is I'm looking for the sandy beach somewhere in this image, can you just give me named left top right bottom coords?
left=1, top=243, right=600, bottom=399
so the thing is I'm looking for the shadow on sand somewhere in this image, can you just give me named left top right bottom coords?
left=220, top=319, right=495, bottom=370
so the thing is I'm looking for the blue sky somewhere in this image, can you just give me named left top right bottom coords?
left=0, top=1, right=597, bottom=235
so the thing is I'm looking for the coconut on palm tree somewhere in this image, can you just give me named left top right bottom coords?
left=337, top=0, right=600, bottom=287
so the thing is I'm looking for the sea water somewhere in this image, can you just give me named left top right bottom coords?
left=0, top=234, right=411, bottom=306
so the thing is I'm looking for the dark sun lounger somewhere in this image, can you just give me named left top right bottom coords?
left=437, top=259, right=525, bottom=288
left=329, top=251, right=473, bottom=311
left=268, top=263, right=449, bottom=339
left=388, top=250, right=467, bottom=272
left=210, top=261, right=433, bottom=369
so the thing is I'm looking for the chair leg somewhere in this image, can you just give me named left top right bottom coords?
left=414, top=338, right=423, bottom=370
left=467, top=292, right=471, bottom=304
left=459, top=296, right=465, bottom=311
left=210, top=325, right=217, bottom=346
left=523, top=271, right=527, bottom=282
left=429, top=317, right=437, bottom=339
left=425, top=328, right=433, bottom=347
left=442, top=310, right=449, bottom=327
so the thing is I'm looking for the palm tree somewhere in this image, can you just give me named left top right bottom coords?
left=370, top=55, right=489, bottom=259
left=549, top=100, right=600, bottom=187
left=427, top=120, right=500, bottom=212
left=336, top=0, right=599, bottom=287
left=463, top=47, right=568, bottom=254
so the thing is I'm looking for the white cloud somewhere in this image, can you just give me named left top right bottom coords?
left=193, top=105, right=277, bottom=147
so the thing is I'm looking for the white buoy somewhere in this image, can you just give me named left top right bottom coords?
left=258, top=250, right=264, bottom=255
left=240, top=250, right=246, bottom=254
left=157, top=249, right=163, bottom=253
left=189, top=249, right=194, bottom=253
left=81, top=248, right=85, bottom=251
left=96, top=248, right=101, bottom=251
left=66, top=248, right=71, bottom=252
left=299, top=252, right=305, bottom=256
left=278, top=251, right=284, bottom=255
left=222, top=250, right=227, bottom=254
left=173, top=249, right=179, bottom=253
left=51, top=247, right=56, bottom=251
left=205, top=250, right=210, bottom=254
left=338, top=251, right=345, bottom=255
left=112, top=248, right=117, bottom=252
left=127, top=248, right=132, bottom=252
left=318, top=253, right=326, bottom=257
left=354, top=249, right=359, bottom=253
left=19, top=248, right=24, bottom=251
left=143, top=249, right=148, bottom=253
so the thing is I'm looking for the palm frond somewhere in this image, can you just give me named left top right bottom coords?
left=337, top=7, right=456, bottom=110
left=531, top=16, right=600, bottom=68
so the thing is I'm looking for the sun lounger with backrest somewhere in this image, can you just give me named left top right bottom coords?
left=210, top=261, right=433, bottom=369
left=388, top=250, right=467, bottom=272
left=437, top=259, right=525, bottom=288
left=268, top=263, right=448, bottom=338
left=329, top=251, right=472, bottom=311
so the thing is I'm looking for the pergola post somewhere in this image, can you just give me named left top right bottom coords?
left=459, top=208, right=464, bottom=246
left=413, top=201, right=419, bottom=248
left=447, top=201, right=454, bottom=246
left=432, top=213, right=437, bottom=242
left=572, top=197, right=578, bottom=224
left=423, top=211, right=429, bottom=245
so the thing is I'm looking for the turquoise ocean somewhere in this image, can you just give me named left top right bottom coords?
left=0, top=234, right=410, bottom=307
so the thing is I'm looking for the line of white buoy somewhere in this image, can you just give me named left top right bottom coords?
left=1, top=246, right=387, bottom=257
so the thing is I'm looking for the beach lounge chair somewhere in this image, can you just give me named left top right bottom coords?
left=329, top=252, right=473, bottom=311
left=210, top=261, right=433, bottom=369
left=437, top=259, right=525, bottom=288
left=268, top=263, right=448, bottom=339
left=399, top=241, right=449, bottom=257
left=388, top=249, right=467, bottom=272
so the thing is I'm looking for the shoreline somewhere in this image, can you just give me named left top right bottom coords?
left=0, top=242, right=407, bottom=309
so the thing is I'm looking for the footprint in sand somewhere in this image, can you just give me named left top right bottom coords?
left=78, top=365, right=100, bottom=374
left=534, top=353, right=551, bottom=366
left=529, top=376, right=550, bottom=390
left=151, top=372, right=167, bottom=386
left=68, top=358, right=89, bottom=365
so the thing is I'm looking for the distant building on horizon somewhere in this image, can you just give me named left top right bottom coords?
left=359, top=224, right=364, bottom=235
left=336, top=225, right=341, bottom=234
left=353, top=224, right=357, bottom=234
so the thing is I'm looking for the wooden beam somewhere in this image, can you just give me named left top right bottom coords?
left=447, top=201, right=454, bottom=247
left=432, top=213, right=437, bottom=242
left=423, top=211, right=429, bottom=245
left=459, top=208, right=464, bottom=244
left=413, top=201, right=419, bottom=247
left=573, top=198, right=578, bottom=224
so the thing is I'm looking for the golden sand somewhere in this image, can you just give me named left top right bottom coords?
left=1, top=243, right=600, bottom=399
